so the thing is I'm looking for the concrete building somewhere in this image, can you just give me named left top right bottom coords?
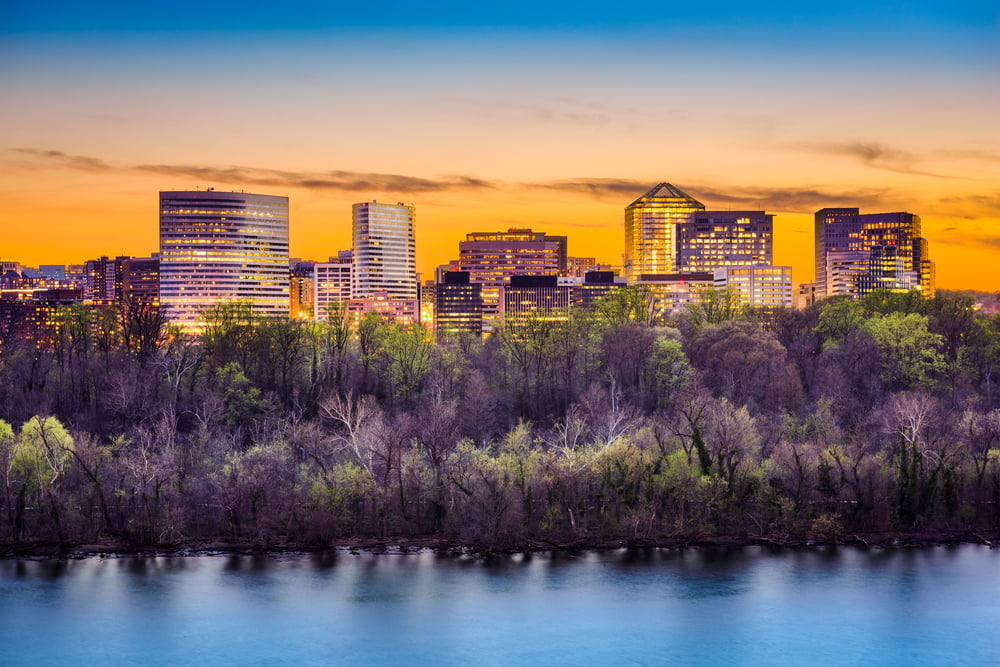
left=121, top=256, right=160, bottom=308
left=313, top=251, right=353, bottom=320
left=346, top=295, right=420, bottom=327
left=289, top=261, right=316, bottom=320
left=714, top=266, right=793, bottom=308
left=159, top=190, right=289, bottom=331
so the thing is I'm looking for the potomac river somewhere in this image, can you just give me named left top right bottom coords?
left=1, top=545, right=998, bottom=665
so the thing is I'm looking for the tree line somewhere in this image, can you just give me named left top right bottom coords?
left=1, top=289, right=999, bottom=550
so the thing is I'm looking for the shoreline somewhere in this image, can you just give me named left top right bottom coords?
left=2, top=531, right=997, bottom=559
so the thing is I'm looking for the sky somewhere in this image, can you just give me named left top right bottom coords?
left=2, top=1, right=999, bottom=289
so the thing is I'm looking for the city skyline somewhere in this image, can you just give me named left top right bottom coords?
left=2, top=2, right=998, bottom=290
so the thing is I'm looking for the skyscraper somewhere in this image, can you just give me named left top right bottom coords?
left=159, top=190, right=289, bottom=331
left=814, top=208, right=934, bottom=299
left=351, top=201, right=417, bottom=300
left=624, top=183, right=705, bottom=282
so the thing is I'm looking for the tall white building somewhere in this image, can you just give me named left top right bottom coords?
left=714, top=266, right=793, bottom=308
left=314, top=251, right=353, bottom=320
left=159, top=190, right=289, bottom=331
left=351, top=201, right=417, bottom=300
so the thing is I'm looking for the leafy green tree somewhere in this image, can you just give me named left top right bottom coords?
left=863, top=313, right=945, bottom=391
left=860, top=289, right=927, bottom=316
left=379, top=323, right=434, bottom=403
left=11, top=416, right=74, bottom=540
left=815, top=297, right=866, bottom=346
left=596, top=285, right=659, bottom=327
left=685, top=287, right=750, bottom=328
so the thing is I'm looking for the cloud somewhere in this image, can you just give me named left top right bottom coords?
left=9, top=148, right=112, bottom=171
left=690, top=184, right=892, bottom=212
left=134, top=163, right=496, bottom=193
left=938, top=192, right=1000, bottom=216
left=528, top=178, right=651, bottom=199
left=790, top=140, right=958, bottom=178
left=934, top=148, right=1000, bottom=164
left=935, top=231, right=1000, bottom=252
left=6, top=148, right=495, bottom=194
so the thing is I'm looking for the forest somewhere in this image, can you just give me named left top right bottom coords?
left=1, top=288, right=1000, bottom=551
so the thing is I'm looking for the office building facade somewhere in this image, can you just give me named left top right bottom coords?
left=624, top=183, right=705, bottom=282
left=457, top=228, right=561, bottom=329
left=677, top=211, right=773, bottom=271
left=352, top=201, right=417, bottom=301
left=714, top=266, right=793, bottom=308
left=814, top=208, right=935, bottom=299
left=313, top=251, right=353, bottom=320
left=435, top=271, right=483, bottom=336
left=501, top=274, right=571, bottom=327
left=159, top=190, right=289, bottom=331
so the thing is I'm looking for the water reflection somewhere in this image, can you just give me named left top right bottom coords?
left=1, top=546, right=997, bottom=665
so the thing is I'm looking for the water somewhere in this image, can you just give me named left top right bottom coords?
left=1, top=546, right=998, bottom=665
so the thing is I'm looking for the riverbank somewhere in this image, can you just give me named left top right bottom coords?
left=2, top=530, right=997, bottom=559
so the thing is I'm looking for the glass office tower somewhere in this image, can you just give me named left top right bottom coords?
left=159, top=190, right=289, bottom=331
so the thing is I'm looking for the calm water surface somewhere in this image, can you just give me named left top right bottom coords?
left=2, top=545, right=998, bottom=665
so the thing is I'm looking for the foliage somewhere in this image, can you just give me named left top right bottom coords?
left=0, top=292, right=999, bottom=548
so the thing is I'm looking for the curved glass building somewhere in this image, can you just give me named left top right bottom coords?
left=159, top=190, right=289, bottom=331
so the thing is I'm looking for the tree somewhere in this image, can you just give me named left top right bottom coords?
left=11, top=416, right=74, bottom=541
left=596, top=285, right=659, bottom=327
left=863, top=313, right=945, bottom=392
left=685, top=287, right=750, bottom=328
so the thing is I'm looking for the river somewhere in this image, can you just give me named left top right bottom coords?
left=2, top=545, right=998, bottom=665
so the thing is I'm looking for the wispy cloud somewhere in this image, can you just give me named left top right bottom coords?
left=690, top=184, right=892, bottom=212
left=934, top=230, right=1000, bottom=252
left=10, top=148, right=112, bottom=171
left=528, top=178, right=650, bottom=199
left=790, top=140, right=959, bottom=178
left=6, top=148, right=496, bottom=194
left=526, top=177, right=896, bottom=213
left=939, top=192, right=1000, bottom=216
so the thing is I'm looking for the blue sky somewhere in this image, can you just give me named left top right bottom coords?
left=2, top=0, right=999, bottom=288
left=3, top=1, right=998, bottom=33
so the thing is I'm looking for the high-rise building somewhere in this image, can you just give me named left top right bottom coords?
left=121, top=256, right=160, bottom=308
left=435, top=271, right=483, bottom=336
left=83, top=255, right=129, bottom=302
left=624, top=183, right=705, bottom=282
left=714, top=266, right=793, bottom=308
left=501, top=274, right=571, bottom=328
left=290, top=261, right=316, bottom=320
left=313, top=251, right=353, bottom=320
left=159, top=190, right=289, bottom=331
left=457, top=228, right=561, bottom=329
left=575, top=270, right=623, bottom=308
left=814, top=208, right=934, bottom=299
left=677, top=211, right=773, bottom=271
left=858, top=245, right=920, bottom=296
left=634, top=272, right=715, bottom=318
left=352, top=201, right=417, bottom=301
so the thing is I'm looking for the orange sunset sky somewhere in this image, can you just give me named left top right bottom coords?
left=2, top=3, right=999, bottom=290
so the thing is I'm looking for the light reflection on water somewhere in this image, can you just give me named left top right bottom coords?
left=1, top=545, right=998, bottom=665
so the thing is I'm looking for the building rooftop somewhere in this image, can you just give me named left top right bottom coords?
left=628, top=183, right=704, bottom=208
